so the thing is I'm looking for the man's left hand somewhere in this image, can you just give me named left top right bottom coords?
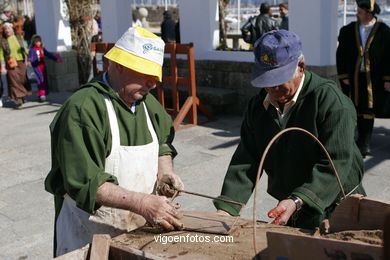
left=267, top=199, right=297, bottom=225
left=157, top=155, right=184, bottom=197
left=157, top=172, right=184, bottom=197
left=384, top=82, right=390, bottom=92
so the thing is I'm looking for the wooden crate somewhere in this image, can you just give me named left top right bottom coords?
left=265, top=195, right=390, bottom=260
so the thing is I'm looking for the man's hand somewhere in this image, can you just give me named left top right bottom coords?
left=267, top=198, right=301, bottom=225
left=0, top=67, right=7, bottom=75
left=384, top=82, right=390, bottom=92
left=137, top=194, right=183, bottom=231
left=157, top=155, right=184, bottom=197
left=342, top=79, right=350, bottom=85
left=157, top=173, right=184, bottom=197
left=96, top=182, right=183, bottom=231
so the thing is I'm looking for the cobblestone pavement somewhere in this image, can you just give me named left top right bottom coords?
left=0, top=91, right=389, bottom=259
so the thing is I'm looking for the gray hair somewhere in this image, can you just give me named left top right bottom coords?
left=293, top=54, right=305, bottom=78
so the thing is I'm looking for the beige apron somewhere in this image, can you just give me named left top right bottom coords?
left=56, top=95, right=158, bottom=256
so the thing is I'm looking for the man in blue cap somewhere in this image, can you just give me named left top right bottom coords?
left=214, top=30, right=366, bottom=229
left=336, top=0, right=390, bottom=158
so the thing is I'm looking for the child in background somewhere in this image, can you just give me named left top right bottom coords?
left=28, top=35, right=62, bottom=102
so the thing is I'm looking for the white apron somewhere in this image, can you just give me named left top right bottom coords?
left=56, top=96, right=159, bottom=256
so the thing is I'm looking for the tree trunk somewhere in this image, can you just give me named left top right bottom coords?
left=64, top=0, right=97, bottom=84
left=218, top=0, right=229, bottom=50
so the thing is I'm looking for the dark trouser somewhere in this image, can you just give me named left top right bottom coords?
left=356, top=116, right=374, bottom=157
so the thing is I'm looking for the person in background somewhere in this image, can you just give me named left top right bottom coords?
left=215, top=30, right=365, bottom=230
left=91, top=11, right=103, bottom=42
left=279, top=3, right=289, bottom=30
left=254, top=3, right=279, bottom=42
left=23, top=15, right=36, bottom=46
left=336, top=0, right=390, bottom=157
left=29, top=35, right=62, bottom=102
left=160, top=10, right=176, bottom=43
left=94, top=11, right=102, bottom=34
left=13, top=15, right=24, bottom=36
left=0, top=22, right=30, bottom=109
left=45, top=27, right=184, bottom=256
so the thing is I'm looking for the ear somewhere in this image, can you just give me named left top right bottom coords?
left=298, top=60, right=305, bottom=72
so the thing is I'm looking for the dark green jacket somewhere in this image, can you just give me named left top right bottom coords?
left=214, top=71, right=365, bottom=229
left=45, top=76, right=176, bottom=220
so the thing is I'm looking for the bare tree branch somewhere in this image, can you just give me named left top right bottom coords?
left=64, top=0, right=95, bottom=84
left=218, top=0, right=229, bottom=50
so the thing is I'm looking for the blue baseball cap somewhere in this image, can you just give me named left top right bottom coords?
left=251, top=30, right=302, bottom=88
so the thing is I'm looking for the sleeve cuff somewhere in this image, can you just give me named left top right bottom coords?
left=75, top=171, right=118, bottom=214
left=291, top=189, right=326, bottom=216
left=159, top=143, right=177, bottom=158
left=213, top=195, right=242, bottom=216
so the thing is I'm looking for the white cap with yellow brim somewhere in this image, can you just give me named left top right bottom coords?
left=104, top=27, right=165, bottom=81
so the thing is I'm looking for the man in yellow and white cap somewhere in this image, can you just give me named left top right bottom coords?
left=45, top=27, right=184, bottom=256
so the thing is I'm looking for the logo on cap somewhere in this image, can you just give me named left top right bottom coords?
left=260, top=53, right=276, bottom=65
left=143, top=43, right=164, bottom=55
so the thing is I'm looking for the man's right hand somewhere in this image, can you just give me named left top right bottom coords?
left=342, top=79, right=350, bottom=85
left=137, top=194, right=183, bottom=231
left=96, top=182, right=183, bottom=231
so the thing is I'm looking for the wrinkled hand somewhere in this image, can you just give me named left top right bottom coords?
left=267, top=199, right=297, bottom=225
left=384, top=82, right=390, bottom=92
left=137, top=194, right=183, bottom=231
left=342, top=79, right=350, bottom=85
left=157, top=172, right=184, bottom=197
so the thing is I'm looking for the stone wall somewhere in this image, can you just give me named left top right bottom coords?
left=164, top=59, right=339, bottom=115
left=45, top=50, right=79, bottom=92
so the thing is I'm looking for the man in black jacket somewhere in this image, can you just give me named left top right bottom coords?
left=336, top=0, right=390, bottom=157
left=254, top=3, right=279, bottom=42
left=160, top=11, right=176, bottom=43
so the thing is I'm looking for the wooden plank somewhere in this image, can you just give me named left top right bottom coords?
left=329, top=194, right=390, bottom=232
left=266, top=231, right=383, bottom=260
left=109, top=244, right=164, bottom=260
left=89, top=234, right=111, bottom=260
left=180, top=211, right=248, bottom=235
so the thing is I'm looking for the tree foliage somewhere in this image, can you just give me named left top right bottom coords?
left=63, top=0, right=98, bottom=84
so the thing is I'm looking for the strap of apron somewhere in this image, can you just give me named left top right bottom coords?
left=142, top=102, right=158, bottom=143
left=104, top=95, right=158, bottom=148
left=104, top=95, right=120, bottom=150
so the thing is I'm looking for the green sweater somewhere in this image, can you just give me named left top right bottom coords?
left=45, top=76, right=176, bottom=219
left=0, top=35, right=27, bottom=62
left=214, top=71, right=365, bottom=229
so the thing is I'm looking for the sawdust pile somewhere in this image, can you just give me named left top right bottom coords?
left=324, top=230, right=383, bottom=245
